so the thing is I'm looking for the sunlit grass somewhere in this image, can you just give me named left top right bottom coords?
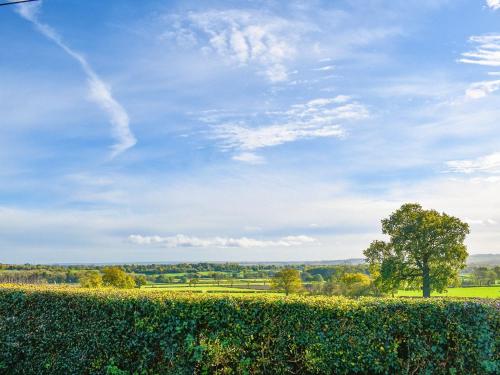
left=397, top=286, right=500, bottom=298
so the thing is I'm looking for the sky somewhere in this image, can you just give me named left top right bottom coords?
left=1, top=0, right=500, bottom=263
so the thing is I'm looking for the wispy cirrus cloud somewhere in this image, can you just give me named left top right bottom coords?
left=16, top=1, right=136, bottom=157
left=465, top=79, right=500, bottom=99
left=163, top=9, right=305, bottom=82
left=128, top=234, right=316, bottom=248
left=231, top=152, right=265, bottom=164
left=460, top=34, right=500, bottom=99
left=446, top=152, right=500, bottom=174
left=208, top=96, right=368, bottom=160
left=460, top=35, right=500, bottom=67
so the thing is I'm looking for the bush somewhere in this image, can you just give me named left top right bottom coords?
left=0, top=285, right=498, bottom=374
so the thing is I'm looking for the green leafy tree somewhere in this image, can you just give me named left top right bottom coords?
left=102, top=267, right=136, bottom=289
left=79, top=271, right=103, bottom=288
left=188, top=277, right=199, bottom=287
left=494, top=266, right=500, bottom=280
left=301, top=271, right=314, bottom=282
left=225, top=276, right=235, bottom=287
left=271, top=269, right=302, bottom=295
left=364, top=203, right=469, bottom=298
left=337, top=273, right=371, bottom=296
left=134, top=274, right=147, bottom=288
left=313, top=274, right=324, bottom=283
left=471, top=267, right=497, bottom=286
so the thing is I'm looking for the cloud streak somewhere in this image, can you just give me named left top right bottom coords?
left=209, top=96, right=368, bottom=155
left=460, top=35, right=500, bottom=67
left=128, top=234, right=316, bottom=248
left=460, top=34, right=500, bottom=99
left=16, top=1, right=136, bottom=157
left=446, top=152, right=500, bottom=174
left=232, top=152, right=265, bottom=164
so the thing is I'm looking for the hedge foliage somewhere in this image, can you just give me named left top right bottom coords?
left=0, top=285, right=498, bottom=374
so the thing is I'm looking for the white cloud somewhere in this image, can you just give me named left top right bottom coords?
left=3, top=172, right=500, bottom=262
left=465, top=79, right=500, bottom=99
left=465, top=218, right=497, bottom=225
left=128, top=234, right=316, bottom=248
left=313, top=65, right=335, bottom=72
left=460, top=35, right=500, bottom=67
left=211, top=96, right=368, bottom=151
left=232, top=152, right=265, bottom=164
left=460, top=34, right=500, bottom=99
left=446, top=152, right=500, bottom=174
left=486, top=0, right=500, bottom=10
left=165, top=10, right=302, bottom=82
left=16, top=1, right=136, bottom=157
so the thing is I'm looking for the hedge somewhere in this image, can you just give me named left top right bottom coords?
left=0, top=285, right=498, bottom=374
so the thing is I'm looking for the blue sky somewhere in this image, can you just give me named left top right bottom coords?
left=1, top=0, right=500, bottom=263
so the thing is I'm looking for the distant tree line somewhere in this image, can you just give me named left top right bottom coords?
left=0, top=262, right=497, bottom=289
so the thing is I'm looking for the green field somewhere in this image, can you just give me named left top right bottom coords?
left=142, top=284, right=272, bottom=293
left=397, top=286, right=500, bottom=298
left=141, top=283, right=500, bottom=298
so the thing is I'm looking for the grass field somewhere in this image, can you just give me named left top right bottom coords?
left=141, top=283, right=500, bottom=297
left=397, top=286, right=500, bottom=298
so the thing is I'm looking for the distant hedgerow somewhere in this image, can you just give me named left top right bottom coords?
left=0, top=285, right=498, bottom=374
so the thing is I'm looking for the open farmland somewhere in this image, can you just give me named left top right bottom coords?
left=142, top=282, right=500, bottom=298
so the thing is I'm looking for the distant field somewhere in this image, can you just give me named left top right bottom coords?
left=397, top=286, right=500, bottom=298
left=142, top=284, right=500, bottom=297
left=141, top=284, right=272, bottom=293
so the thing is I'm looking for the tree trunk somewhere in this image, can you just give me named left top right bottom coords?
left=422, top=263, right=431, bottom=298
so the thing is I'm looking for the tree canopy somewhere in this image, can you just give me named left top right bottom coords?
left=102, top=267, right=136, bottom=289
left=364, top=203, right=469, bottom=297
left=271, top=268, right=302, bottom=295
left=79, top=271, right=103, bottom=288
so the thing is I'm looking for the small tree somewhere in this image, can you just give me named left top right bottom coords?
left=79, top=271, right=103, bottom=288
left=188, top=277, right=199, bottom=287
left=271, top=268, right=302, bottom=295
left=364, top=203, right=469, bottom=298
left=102, top=267, right=136, bottom=289
left=338, top=273, right=371, bottom=296
left=134, top=274, right=147, bottom=288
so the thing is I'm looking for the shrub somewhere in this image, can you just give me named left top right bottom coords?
left=0, top=285, right=498, bottom=374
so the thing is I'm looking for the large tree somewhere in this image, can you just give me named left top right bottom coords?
left=364, top=203, right=469, bottom=298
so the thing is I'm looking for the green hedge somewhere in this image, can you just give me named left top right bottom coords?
left=0, top=285, right=498, bottom=374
